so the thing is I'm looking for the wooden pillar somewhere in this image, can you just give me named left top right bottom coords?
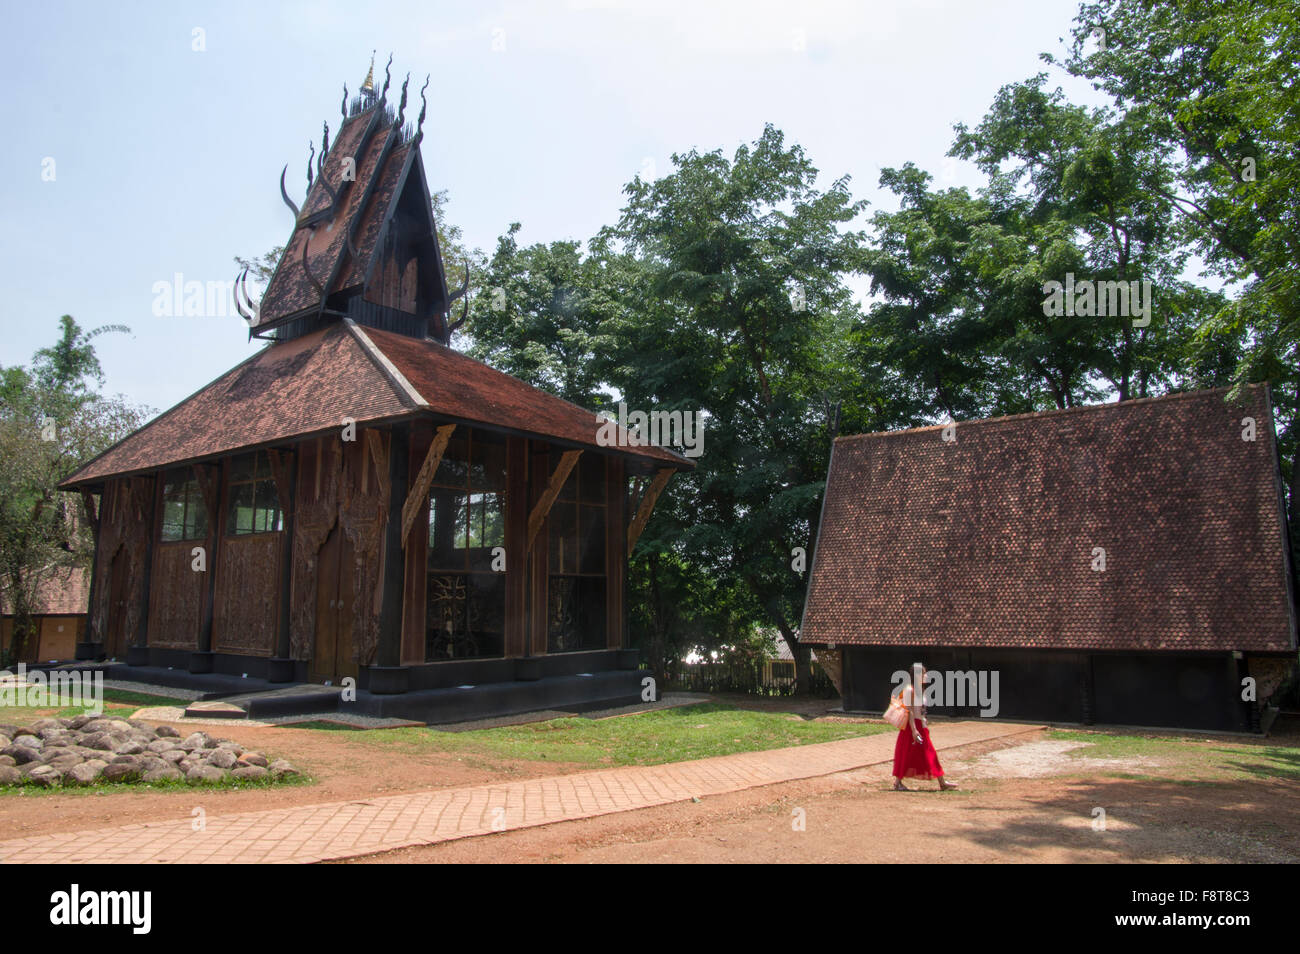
left=270, top=450, right=297, bottom=681
left=195, top=465, right=220, bottom=665
left=375, top=423, right=409, bottom=680
left=504, top=437, right=528, bottom=657
left=401, top=426, right=432, bottom=665
left=129, top=476, right=157, bottom=664
left=605, top=456, right=626, bottom=650
left=76, top=489, right=101, bottom=660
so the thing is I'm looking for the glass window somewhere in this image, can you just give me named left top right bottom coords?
left=226, top=451, right=283, bottom=536
left=425, top=429, right=508, bottom=660
left=547, top=451, right=608, bottom=652
left=160, top=468, right=208, bottom=542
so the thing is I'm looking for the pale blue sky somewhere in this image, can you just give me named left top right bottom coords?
left=1, top=0, right=1099, bottom=415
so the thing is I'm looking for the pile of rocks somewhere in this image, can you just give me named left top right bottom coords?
left=0, top=716, right=301, bottom=788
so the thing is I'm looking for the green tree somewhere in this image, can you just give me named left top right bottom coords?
left=599, top=124, right=871, bottom=692
left=1053, top=0, right=1299, bottom=552
left=0, top=317, right=148, bottom=662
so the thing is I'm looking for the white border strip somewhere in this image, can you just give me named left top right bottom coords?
left=345, top=317, right=429, bottom=409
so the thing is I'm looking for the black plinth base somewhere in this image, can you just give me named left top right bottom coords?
left=126, top=646, right=150, bottom=666
left=367, top=666, right=410, bottom=695
left=266, top=657, right=296, bottom=684
left=74, top=641, right=99, bottom=661
left=514, top=657, right=543, bottom=681
left=188, top=651, right=215, bottom=674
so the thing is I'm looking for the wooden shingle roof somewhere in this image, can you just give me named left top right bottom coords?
left=800, top=385, right=1296, bottom=653
left=60, top=320, right=689, bottom=489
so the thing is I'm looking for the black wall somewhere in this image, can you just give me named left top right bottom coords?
left=840, top=646, right=1253, bottom=732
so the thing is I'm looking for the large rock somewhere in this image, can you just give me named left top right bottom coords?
left=0, top=755, right=15, bottom=767
left=186, top=764, right=227, bottom=784
left=237, top=752, right=269, bottom=768
left=0, top=723, right=23, bottom=739
left=30, top=718, right=64, bottom=733
left=12, top=734, right=43, bottom=751
left=110, top=754, right=142, bottom=768
left=0, top=764, right=22, bottom=785
left=101, top=762, right=142, bottom=783
left=143, top=765, right=184, bottom=783
left=268, top=760, right=300, bottom=779
left=204, top=749, right=238, bottom=770
left=146, top=739, right=177, bottom=754
left=63, top=762, right=104, bottom=785
left=180, top=732, right=212, bottom=752
left=154, top=725, right=181, bottom=738
left=80, top=732, right=114, bottom=752
left=2, top=744, right=41, bottom=765
left=231, top=765, right=268, bottom=781
left=64, top=714, right=95, bottom=730
left=159, top=749, right=186, bottom=764
left=26, top=764, right=62, bottom=787
left=112, top=740, right=147, bottom=756
left=83, top=718, right=132, bottom=734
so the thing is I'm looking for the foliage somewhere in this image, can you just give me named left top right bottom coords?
left=0, top=317, right=149, bottom=659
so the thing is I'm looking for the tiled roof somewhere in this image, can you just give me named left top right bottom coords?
left=252, top=106, right=420, bottom=331
left=60, top=323, right=413, bottom=486
left=361, top=326, right=689, bottom=466
left=1, top=565, right=89, bottom=617
left=60, top=321, right=689, bottom=488
left=800, top=386, right=1296, bottom=653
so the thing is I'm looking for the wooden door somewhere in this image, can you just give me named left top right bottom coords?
left=310, top=525, right=358, bottom=683
left=104, top=549, right=130, bottom=659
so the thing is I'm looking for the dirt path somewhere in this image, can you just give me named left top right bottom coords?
left=353, top=734, right=1300, bottom=864
left=0, top=722, right=587, bottom=841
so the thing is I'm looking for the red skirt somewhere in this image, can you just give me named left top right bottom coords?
left=892, top=723, right=944, bottom=780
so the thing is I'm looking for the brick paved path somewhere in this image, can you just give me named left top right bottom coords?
left=0, top=720, right=1037, bottom=863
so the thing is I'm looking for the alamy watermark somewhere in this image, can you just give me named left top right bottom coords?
left=891, top=667, right=1000, bottom=717
left=1042, top=273, right=1152, bottom=328
left=596, top=401, right=705, bottom=458
left=0, top=664, right=103, bottom=715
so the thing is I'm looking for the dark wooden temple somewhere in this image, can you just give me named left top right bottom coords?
left=59, top=61, right=690, bottom=719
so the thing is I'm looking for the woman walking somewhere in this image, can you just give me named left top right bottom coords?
left=891, top=670, right=957, bottom=791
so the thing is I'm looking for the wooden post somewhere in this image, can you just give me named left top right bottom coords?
left=402, top=423, right=455, bottom=547
left=504, top=437, right=528, bottom=657
left=132, top=476, right=157, bottom=660
left=76, top=489, right=101, bottom=660
left=605, top=456, right=626, bottom=649
left=527, top=449, right=582, bottom=550
left=376, top=423, right=410, bottom=673
left=196, top=461, right=222, bottom=657
left=627, top=468, right=674, bottom=557
left=268, top=449, right=297, bottom=665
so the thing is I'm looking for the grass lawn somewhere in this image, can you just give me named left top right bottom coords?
left=1045, top=727, right=1300, bottom=783
left=289, top=702, right=893, bottom=766
left=0, top=687, right=184, bottom=726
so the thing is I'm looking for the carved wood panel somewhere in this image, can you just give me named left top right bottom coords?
left=290, top=438, right=341, bottom=660
left=147, top=543, right=204, bottom=649
left=338, top=432, right=389, bottom=666
left=89, top=476, right=153, bottom=650
left=213, top=533, right=279, bottom=656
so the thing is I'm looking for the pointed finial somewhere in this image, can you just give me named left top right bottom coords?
left=322, top=121, right=330, bottom=161
left=379, top=53, right=393, bottom=102
left=307, top=142, right=315, bottom=186
left=395, top=73, right=410, bottom=127
left=341, top=83, right=349, bottom=121
left=360, top=51, right=375, bottom=93
left=416, top=75, right=430, bottom=134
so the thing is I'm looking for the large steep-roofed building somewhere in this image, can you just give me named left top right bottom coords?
left=801, top=385, right=1297, bottom=732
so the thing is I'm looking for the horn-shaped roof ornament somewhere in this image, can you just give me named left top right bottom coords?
left=279, top=165, right=300, bottom=219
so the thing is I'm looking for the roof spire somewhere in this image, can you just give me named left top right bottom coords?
left=360, top=50, right=376, bottom=94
